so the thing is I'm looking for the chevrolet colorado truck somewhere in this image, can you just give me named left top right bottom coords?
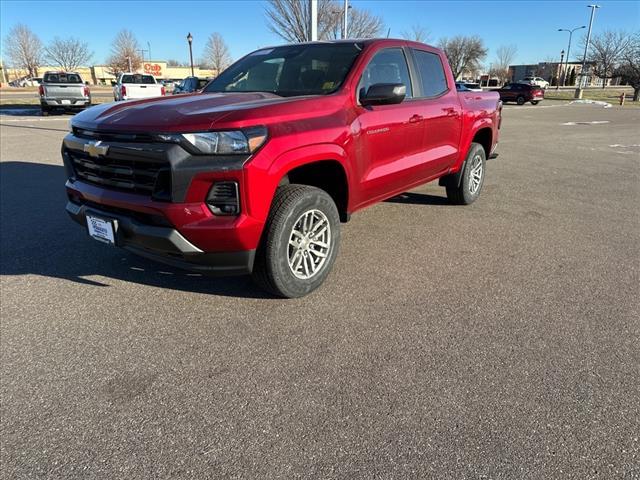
left=63, top=39, right=501, bottom=298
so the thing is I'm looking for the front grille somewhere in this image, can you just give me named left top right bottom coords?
left=68, top=149, right=169, bottom=197
left=73, top=127, right=154, bottom=143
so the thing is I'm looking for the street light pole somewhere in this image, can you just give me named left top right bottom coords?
left=187, top=32, right=194, bottom=77
left=575, top=4, right=600, bottom=98
left=557, top=50, right=565, bottom=90
left=558, top=25, right=585, bottom=86
left=310, top=0, right=318, bottom=41
left=343, top=0, right=348, bottom=39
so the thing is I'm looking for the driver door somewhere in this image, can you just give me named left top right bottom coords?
left=354, top=48, right=425, bottom=205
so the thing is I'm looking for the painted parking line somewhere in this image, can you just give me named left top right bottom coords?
left=561, top=121, right=610, bottom=126
left=0, top=116, right=70, bottom=122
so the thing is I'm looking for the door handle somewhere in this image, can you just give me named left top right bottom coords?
left=409, top=114, right=423, bottom=123
left=443, top=107, right=457, bottom=116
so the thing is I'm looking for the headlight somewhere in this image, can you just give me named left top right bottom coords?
left=181, top=127, right=267, bottom=154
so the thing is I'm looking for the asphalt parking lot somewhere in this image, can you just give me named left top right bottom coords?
left=1, top=103, right=639, bottom=479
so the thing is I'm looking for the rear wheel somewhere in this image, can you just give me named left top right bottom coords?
left=531, top=101, right=539, bottom=105
left=252, top=185, right=340, bottom=298
left=446, top=142, right=486, bottom=205
left=516, top=96, right=526, bottom=105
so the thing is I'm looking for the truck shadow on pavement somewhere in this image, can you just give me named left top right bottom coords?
left=0, top=161, right=271, bottom=299
left=385, top=191, right=450, bottom=205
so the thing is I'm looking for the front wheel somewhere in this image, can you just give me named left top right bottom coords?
left=446, top=142, right=486, bottom=205
left=252, top=185, right=341, bottom=298
left=516, top=96, right=526, bottom=105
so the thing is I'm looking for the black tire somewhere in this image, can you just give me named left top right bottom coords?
left=252, top=184, right=341, bottom=298
left=531, top=100, right=539, bottom=105
left=40, top=105, right=49, bottom=116
left=446, top=142, right=486, bottom=205
left=516, top=96, right=526, bottom=105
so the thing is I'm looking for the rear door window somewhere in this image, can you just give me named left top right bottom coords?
left=411, top=49, right=448, bottom=97
left=358, top=48, right=413, bottom=100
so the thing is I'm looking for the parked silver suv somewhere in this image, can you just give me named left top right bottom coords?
left=39, top=71, right=91, bottom=115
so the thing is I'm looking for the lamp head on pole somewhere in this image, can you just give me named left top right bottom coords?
left=187, top=33, right=193, bottom=44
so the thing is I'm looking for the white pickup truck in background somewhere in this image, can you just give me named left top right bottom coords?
left=112, top=73, right=165, bottom=101
left=39, top=71, right=91, bottom=115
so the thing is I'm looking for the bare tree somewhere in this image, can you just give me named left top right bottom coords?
left=492, top=44, right=517, bottom=85
left=615, top=31, right=640, bottom=101
left=202, top=33, right=232, bottom=76
left=438, top=35, right=488, bottom=80
left=265, top=0, right=383, bottom=42
left=3, top=24, right=43, bottom=77
left=106, top=29, right=142, bottom=75
left=581, top=30, right=630, bottom=88
left=44, top=37, right=93, bottom=71
left=401, top=25, right=431, bottom=43
left=341, top=8, right=383, bottom=39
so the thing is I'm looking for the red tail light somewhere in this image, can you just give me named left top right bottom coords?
left=83, top=86, right=90, bottom=97
left=121, top=85, right=127, bottom=98
left=161, top=86, right=166, bottom=96
left=38, top=85, right=44, bottom=96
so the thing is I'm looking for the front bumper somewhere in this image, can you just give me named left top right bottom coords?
left=66, top=200, right=255, bottom=275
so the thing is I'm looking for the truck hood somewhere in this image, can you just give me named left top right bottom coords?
left=72, top=92, right=308, bottom=132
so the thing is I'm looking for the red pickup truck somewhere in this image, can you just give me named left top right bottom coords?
left=63, top=39, right=501, bottom=297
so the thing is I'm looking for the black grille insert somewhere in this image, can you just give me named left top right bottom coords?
left=68, top=149, right=169, bottom=197
left=73, top=127, right=154, bottom=143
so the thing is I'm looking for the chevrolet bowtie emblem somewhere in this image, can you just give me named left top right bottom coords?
left=83, top=140, right=109, bottom=157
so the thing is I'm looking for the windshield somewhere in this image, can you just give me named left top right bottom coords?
left=204, top=43, right=363, bottom=97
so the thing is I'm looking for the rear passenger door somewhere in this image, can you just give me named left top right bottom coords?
left=410, top=48, right=463, bottom=176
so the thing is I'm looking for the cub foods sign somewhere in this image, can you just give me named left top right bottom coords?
left=143, top=63, right=162, bottom=76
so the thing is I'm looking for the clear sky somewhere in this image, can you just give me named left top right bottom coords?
left=1, top=0, right=639, bottom=67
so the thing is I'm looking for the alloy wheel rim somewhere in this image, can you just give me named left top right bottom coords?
left=469, top=154, right=483, bottom=195
left=287, top=209, right=331, bottom=280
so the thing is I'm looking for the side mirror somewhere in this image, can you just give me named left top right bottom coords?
left=85, top=81, right=90, bottom=86
left=360, top=83, right=406, bottom=106
left=110, top=80, right=116, bottom=86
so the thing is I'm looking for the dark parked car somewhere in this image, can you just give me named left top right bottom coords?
left=173, top=76, right=210, bottom=94
left=496, top=82, right=544, bottom=105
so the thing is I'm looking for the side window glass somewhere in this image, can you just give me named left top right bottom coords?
left=359, top=48, right=413, bottom=100
left=412, top=49, right=448, bottom=97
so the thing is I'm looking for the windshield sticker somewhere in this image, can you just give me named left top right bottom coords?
left=250, top=49, right=274, bottom=56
